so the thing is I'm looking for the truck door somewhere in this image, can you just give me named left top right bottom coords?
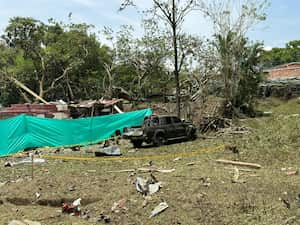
left=171, top=116, right=186, bottom=137
left=159, top=116, right=173, bottom=138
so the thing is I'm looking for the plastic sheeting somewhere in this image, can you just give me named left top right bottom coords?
left=0, top=108, right=152, bottom=157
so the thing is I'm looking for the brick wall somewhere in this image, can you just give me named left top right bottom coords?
left=268, top=63, right=300, bottom=80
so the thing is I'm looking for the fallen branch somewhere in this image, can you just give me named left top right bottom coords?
left=216, top=159, right=262, bottom=169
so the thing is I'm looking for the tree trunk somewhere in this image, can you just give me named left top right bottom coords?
left=172, top=0, right=181, bottom=118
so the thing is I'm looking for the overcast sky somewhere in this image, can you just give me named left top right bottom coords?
left=0, top=0, right=299, bottom=48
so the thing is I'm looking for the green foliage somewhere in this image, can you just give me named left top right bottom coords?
left=260, top=40, right=300, bottom=68
left=236, top=42, right=264, bottom=112
left=1, top=17, right=112, bottom=103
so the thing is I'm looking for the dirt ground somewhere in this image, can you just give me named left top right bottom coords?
left=0, top=98, right=300, bottom=225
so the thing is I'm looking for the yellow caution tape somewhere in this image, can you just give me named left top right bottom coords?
left=43, top=144, right=225, bottom=162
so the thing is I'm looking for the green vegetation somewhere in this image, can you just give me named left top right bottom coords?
left=0, top=0, right=271, bottom=118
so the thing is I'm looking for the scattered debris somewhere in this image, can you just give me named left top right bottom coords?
left=137, top=167, right=175, bottom=173
left=35, top=192, right=41, bottom=199
left=68, top=185, right=76, bottom=191
left=4, top=161, right=13, bottom=167
left=111, top=198, right=128, bottom=213
left=279, top=198, right=291, bottom=209
left=8, top=220, right=25, bottom=225
left=15, top=157, right=46, bottom=165
left=107, top=169, right=135, bottom=173
left=201, top=177, right=211, bottom=187
left=81, top=210, right=91, bottom=220
left=97, top=213, right=111, bottom=223
left=225, top=144, right=239, bottom=154
left=95, top=145, right=121, bottom=156
left=62, top=198, right=81, bottom=216
left=173, top=157, right=182, bottom=161
left=216, top=159, right=262, bottom=169
left=231, top=167, right=246, bottom=183
left=199, top=116, right=230, bottom=133
left=148, top=182, right=161, bottom=195
left=149, top=202, right=168, bottom=218
left=218, top=126, right=251, bottom=135
left=286, top=170, right=298, bottom=176
left=7, top=220, right=41, bottom=225
left=224, top=167, right=256, bottom=173
left=71, top=146, right=81, bottom=151
left=186, top=161, right=201, bottom=166
left=135, top=176, right=161, bottom=196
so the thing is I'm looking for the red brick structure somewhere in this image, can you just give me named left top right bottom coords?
left=267, top=62, right=300, bottom=80
left=0, top=104, right=69, bottom=119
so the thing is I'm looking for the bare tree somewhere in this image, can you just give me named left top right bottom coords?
left=120, top=0, right=200, bottom=118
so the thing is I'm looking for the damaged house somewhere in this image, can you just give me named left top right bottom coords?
left=260, top=62, right=300, bottom=97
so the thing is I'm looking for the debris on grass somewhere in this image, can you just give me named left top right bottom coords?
left=231, top=167, right=246, bottom=183
left=279, top=198, right=291, bottom=209
left=62, top=198, right=81, bottom=216
left=35, top=192, right=41, bottom=199
left=97, top=213, right=111, bottom=223
left=216, top=159, right=262, bottom=169
left=286, top=170, right=298, bottom=176
left=186, top=161, right=201, bottom=166
left=111, top=198, right=128, bottom=213
left=95, top=145, right=121, bottom=156
left=8, top=220, right=25, bottom=225
left=173, top=157, right=182, bottom=161
left=224, top=167, right=256, bottom=173
left=149, top=202, right=168, bottom=218
left=107, top=169, right=135, bottom=173
left=15, top=157, right=46, bottom=165
left=137, top=167, right=175, bottom=173
left=225, top=144, right=239, bottom=154
left=135, top=176, right=161, bottom=196
left=68, top=185, right=76, bottom=191
left=4, top=161, right=13, bottom=167
left=8, top=220, right=41, bottom=225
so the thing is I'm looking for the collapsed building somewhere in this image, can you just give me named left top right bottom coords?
left=260, top=62, right=300, bottom=98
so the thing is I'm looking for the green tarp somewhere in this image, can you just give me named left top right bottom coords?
left=0, top=108, right=152, bottom=157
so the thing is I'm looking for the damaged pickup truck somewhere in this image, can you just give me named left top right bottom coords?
left=123, top=115, right=197, bottom=148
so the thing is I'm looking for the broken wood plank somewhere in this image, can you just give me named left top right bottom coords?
left=137, top=167, right=175, bottom=173
left=224, top=167, right=256, bottom=172
left=216, top=159, right=262, bottom=169
left=107, top=169, right=135, bottom=173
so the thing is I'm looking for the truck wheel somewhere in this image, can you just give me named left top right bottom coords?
left=132, top=140, right=143, bottom=148
left=153, top=134, right=166, bottom=147
left=188, top=130, right=197, bottom=141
